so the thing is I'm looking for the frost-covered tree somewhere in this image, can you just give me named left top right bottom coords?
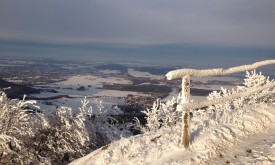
left=191, top=70, right=275, bottom=139
left=142, top=70, right=275, bottom=134
left=30, top=106, right=91, bottom=164
left=0, top=93, right=41, bottom=164
left=139, top=95, right=182, bottom=132
left=0, top=92, right=91, bottom=164
left=78, top=97, right=133, bottom=149
left=0, top=93, right=134, bottom=165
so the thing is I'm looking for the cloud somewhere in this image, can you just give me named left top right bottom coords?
left=0, top=0, right=275, bottom=48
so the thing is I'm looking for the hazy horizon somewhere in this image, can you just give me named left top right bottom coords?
left=1, top=42, right=274, bottom=68
left=1, top=0, right=275, bottom=68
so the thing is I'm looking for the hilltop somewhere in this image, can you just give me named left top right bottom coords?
left=70, top=104, right=275, bottom=165
left=70, top=70, right=275, bottom=165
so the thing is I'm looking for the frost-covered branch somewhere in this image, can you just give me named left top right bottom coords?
left=0, top=92, right=136, bottom=164
left=166, top=60, right=275, bottom=80
left=182, top=82, right=275, bottom=111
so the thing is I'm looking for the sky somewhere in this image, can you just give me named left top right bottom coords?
left=0, top=0, right=275, bottom=66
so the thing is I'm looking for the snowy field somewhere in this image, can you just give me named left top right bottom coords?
left=128, top=68, right=165, bottom=80
left=99, top=69, right=121, bottom=74
left=31, top=69, right=241, bottom=112
left=55, top=75, right=132, bottom=87
left=31, top=70, right=152, bottom=112
left=191, top=76, right=241, bottom=102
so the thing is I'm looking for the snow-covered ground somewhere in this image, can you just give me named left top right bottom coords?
left=55, top=75, right=132, bottom=87
left=206, top=126, right=275, bottom=165
left=128, top=68, right=164, bottom=80
left=31, top=71, right=241, bottom=113
left=69, top=69, right=275, bottom=165
left=191, top=76, right=241, bottom=90
left=99, top=69, right=121, bottom=74
left=31, top=74, right=136, bottom=111
left=70, top=103, right=275, bottom=165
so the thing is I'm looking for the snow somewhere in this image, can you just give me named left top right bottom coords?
left=191, top=76, right=241, bottom=91
left=0, top=64, right=25, bottom=67
left=31, top=72, right=164, bottom=114
left=192, top=76, right=240, bottom=83
left=3, top=78, right=23, bottom=83
left=161, top=88, right=179, bottom=102
left=31, top=73, right=150, bottom=112
left=1, top=62, right=274, bottom=164
left=0, top=60, right=37, bottom=66
left=166, top=60, right=275, bottom=80
left=69, top=69, right=275, bottom=165
left=36, top=97, right=125, bottom=113
left=206, top=127, right=275, bottom=165
left=128, top=68, right=164, bottom=80
left=70, top=104, right=275, bottom=165
left=99, top=69, right=121, bottom=74
left=94, top=90, right=150, bottom=97
left=55, top=75, right=132, bottom=87
left=182, top=82, right=275, bottom=110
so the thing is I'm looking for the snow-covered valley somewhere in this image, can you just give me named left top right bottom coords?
left=1, top=60, right=274, bottom=165
left=28, top=65, right=239, bottom=113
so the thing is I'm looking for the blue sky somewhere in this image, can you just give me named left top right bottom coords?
left=0, top=0, right=275, bottom=65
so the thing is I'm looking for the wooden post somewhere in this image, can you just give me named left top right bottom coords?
left=181, top=75, right=190, bottom=148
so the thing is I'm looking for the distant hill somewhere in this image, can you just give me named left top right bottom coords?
left=0, top=79, right=40, bottom=99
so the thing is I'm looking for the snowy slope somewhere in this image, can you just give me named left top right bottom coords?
left=70, top=103, right=275, bottom=165
left=206, top=126, right=275, bottom=165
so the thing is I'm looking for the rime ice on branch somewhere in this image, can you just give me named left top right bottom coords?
left=182, top=81, right=275, bottom=110
left=166, top=60, right=275, bottom=80
left=166, top=59, right=275, bottom=148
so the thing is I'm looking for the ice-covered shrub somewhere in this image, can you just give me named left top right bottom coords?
left=82, top=98, right=133, bottom=149
left=191, top=70, right=275, bottom=137
left=140, top=95, right=181, bottom=132
left=206, top=70, right=274, bottom=114
left=31, top=106, right=91, bottom=164
left=0, top=92, right=41, bottom=164
left=0, top=91, right=91, bottom=164
left=141, top=70, right=274, bottom=134
left=0, top=93, right=134, bottom=165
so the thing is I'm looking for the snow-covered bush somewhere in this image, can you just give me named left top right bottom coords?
left=142, top=70, right=274, bottom=134
left=0, top=94, right=134, bottom=165
left=205, top=70, right=274, bottom=122
left=0, top=92, right=41, bottom=164
left=79, top=97, right=133, bottom=149
left=0, top=92, right=91, bottom=164
left=191, top=70, right=275, bottom=139
left=30, top=106, right=91, bottom=164
left=140, top=95, right=181, bottom=132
